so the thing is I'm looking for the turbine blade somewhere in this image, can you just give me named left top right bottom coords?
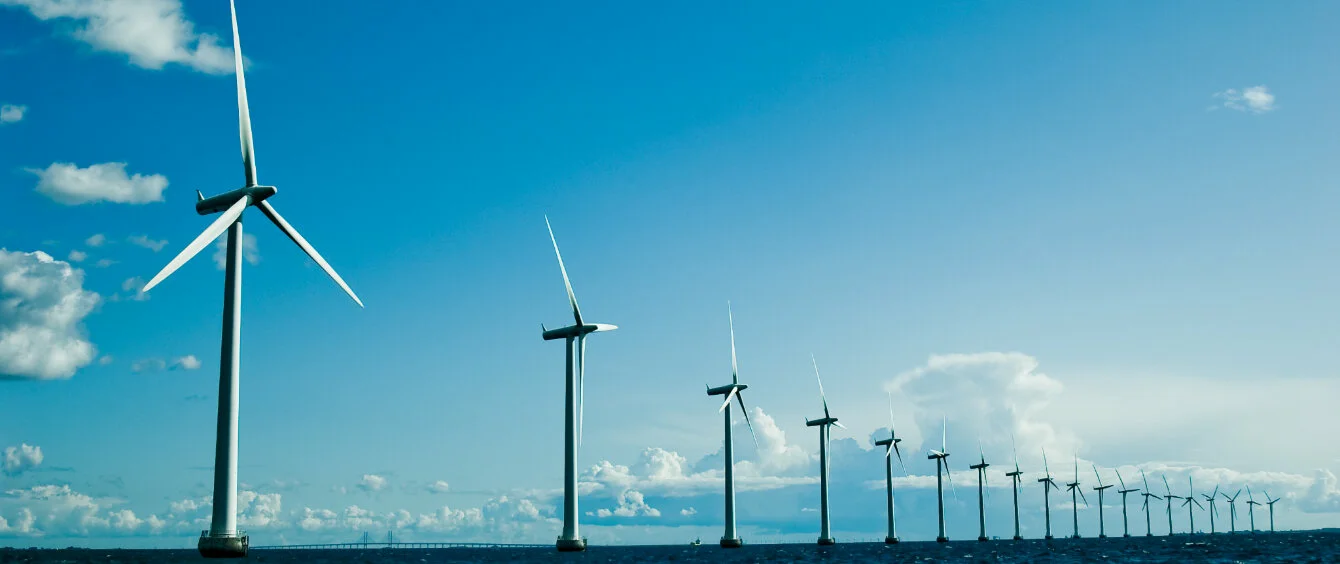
left=143, top=196, right=250, bottom=293
left=727, top=302, right=738, bottom=385
left=256, top=201, right=363, bottom=307
left=1010, top=432, right=1020, bottom=473
left=946, top=459, right=958, bottom=501
left=1042, top=447, right=1050, bottom=475
left=229, top=0, right=256, bottom=187
left=941, top=416, right=947, bottom=453
left=894, top=443, right=906, bottom=474
left=1079, top=488, right=1089, bottom=507
left=1116, top=469, right=1128, bottom=491
left=719, top=386, right=739, bottom=413
left=735, top=392, right=757, bottom=448
left=885, top=443, right=893, bottom=459
left=544, top=216, right=582, bottom=326
left=1093, top=464, right=1103, bottom=487
left=577, top=335, right=586, bottom=446
left=811, top=354, right=829, bottom=418
left=833, top=420, right=846, bottom=430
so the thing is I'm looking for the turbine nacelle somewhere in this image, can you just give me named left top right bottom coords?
left=707, top=383, right=748, bottom=396
left=806, top=416, right=839, bottom=427
left=874, top=437, right=901, bottom=447
left=541, top=322, right=618, bottom=341
left=196, top=185, right=276, bottom=215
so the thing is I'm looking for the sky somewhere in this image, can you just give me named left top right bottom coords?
left=1, top=0, right=1338, bottom=548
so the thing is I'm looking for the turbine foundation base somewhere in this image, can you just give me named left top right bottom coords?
left=1045, top=535, right=1054, bottom=540
left=1123, top=534, right=1130, bottom=538
left=817, top=537, right=836, bottom=546
left=1099, top=534, right=1107, bottom=538
left=1012, top=535, right=1023, bottom=541
left=936, top=536, right=949, bottom=543
left=884, top=536, right=899, bottom=544
left=719, top=538, right=742, bottom=548
left=556, top=538, right=587, bottom=552
left=198, top=535, right=247, bottom=558
left=978, top=536, right=989, bottom=542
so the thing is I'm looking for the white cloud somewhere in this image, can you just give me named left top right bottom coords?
left=84, top=234, right=105, bottom=247
left=0, top=249, right=100, bottom=380
left=426, top=480, right=450, bottom=494
left=113, top=277, right=148, bottom=302
left=169, top=355, right=200, bottom=371
left=592, top=490, right=659, bottom=518
left=679, top=507, right=696, bottom=516
left=1, top=0, right=233, bottom=74
left=1212, top=85, right=1276, bottom=113
left=131, top=358, right=166, bottom=373
left=213, top=233, right=258, bottom=269
left=3, top=444, right=43, bottom=476
left=1299, top=469, right=1340, bottom=513
left=127, top=235, right=167, bottom=252
left=0, top=104, right=26, bottom=124
left=97, top=355, right=113, bottom=366
left=27, top=162, right=168, bottom=205
left=357, top=474, right=387, bottom=493
left=94, top=258, right=117, bottom=268
left=65, top=250, right=86, bottom=263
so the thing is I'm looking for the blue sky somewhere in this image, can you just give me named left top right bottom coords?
left=1, top=0, right=1338, bottom=547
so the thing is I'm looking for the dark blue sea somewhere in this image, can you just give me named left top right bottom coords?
left=3, top=532, right=1336, bottom=563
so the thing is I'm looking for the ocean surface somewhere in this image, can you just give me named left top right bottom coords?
left=2, top=532, right=1335, bottom=563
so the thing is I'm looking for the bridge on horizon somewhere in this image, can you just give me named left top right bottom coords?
left=251, top=531, right=550, bottom=550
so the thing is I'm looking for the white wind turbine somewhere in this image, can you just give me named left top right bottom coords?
left=927, top=416, right=955, bottom=543
left=540, top=217, right=617, bottom=552
left=140, top=0, right=363, bottom=557
left=873, top=393, right=905, bottom=544
left=705, top=303, right=757, bottom=548
left=805, top=356, right=844, bottom=546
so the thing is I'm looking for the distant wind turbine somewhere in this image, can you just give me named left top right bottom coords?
left=1005, top=434, right=1024, bottom=541
left=541, top=217, right=618, bottom=552
left=1115, top=469, right=1139, bottom=538
left=1066, top=455, right=1088, bottom=539
left=705, top=303, right=756, bottom=548
left=1246, top=485, right=1261, bottom=534
left=927, top=417, right=954, bottom=543
left=1092, top=465, right=1114, bottom=538
left=971, top=441, right=991, bottom=542
left=1222, top=488, right=1242, bottom=534
left=1181, top=476, right=1204, bottom=534
left=1265, top=491, right=1280, bottom=532
left=873, top=394, right=905, bottom=544
left=140, top=1, right=364, bottom=557
left=1162, top=475, right=1181, bottom=535
left=1038, top=448, right=1060, bottom=540
left=1140, top=470, right=1162, bottom=537
left=805, top=356, right=844, bottom=546
left=1202, top=486, right=1220, bottom=534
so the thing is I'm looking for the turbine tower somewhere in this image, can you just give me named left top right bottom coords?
left=1115, top=469, right=1139, bottom=538
left=1005, top=435, right=1024, bottom=541
left=1038, top=448, right=1060, bottom=540
left=1140, top=470, right=1162, bottom=537
left=873, top=394, right=905, bottom=544
left=705, top=303, right=756, bottom=548
left=1202, top=486, right=1220, bottom=534
left=1092, top=465, right=1113, bottom=538
left=541, top=218, right=618, bottom=552
left=1222, top=488, right=1242, bottom=534
left=1180, top=476, right=1204, bottom=534
left=926, top=417, right=954, bottom=543
left=1162, top=475, right=1181, bottom=535
left=1065, top=455, right=1088, bottom=539
left=1264, top=491, right=1280, bottom=532
left=141, top=1, right=364, bottom=557
left=1245, top=486, right=1260, bottom=533
left=971, top=441, right=990, bottom=542
left=805, top=356, right=845, bottom=546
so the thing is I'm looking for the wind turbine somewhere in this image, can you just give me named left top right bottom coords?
left=1245, top=485, right=1260, bottom=533
left=1005, top=435, right=1024, bottom=541
left=1140, top=470, right=1161, bottom=537
left=705, top=303, right=756, bottom=548
left=541, top=217, right=618, bottom=552
left=1265, top=491, right=1280, bottom=532
left=1162, top=475, right=1181, bottom=535
left=1038, top=448, right=1060, bottom=540
left=971, top=441, right=990, bottom=542
left=1222, top=488, right=1242, bottom=534
left=1202, top=485, right=1220, bottom=534
left=1115, top=469, right=1139, bottom=538
left=805, top=356, right=844, bottom=546
left=1092, top=465, right=1113, bottom=538
left=1180, top=476, right=1204, bottom=534
left=873, top=394, right=905, bottom=544
left=927, top=416, right=954, bottom=543
left=140, top=1, right=364, bottom=557
left=1065, top=455, right=1088, bottom=539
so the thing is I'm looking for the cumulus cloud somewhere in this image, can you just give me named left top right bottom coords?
left=130, top=358, right=166, bottom=373
left=426, top=480, right=450, bottom=494
left=114, top=276, right=148, bottom=302
left=65, top=250, right=86, bottom=263
left=97, top=355, right=113, bottom=365
left=357, top=474, right=387, bottom=493
left=213, top=233, right=258, bottom=269
left=0, top=250, right=100, bottom=380
left=1298, top=469, right=1340, bottom=513
left=94, top=259, right=117, bottom=268
left=27, top=162, right=168, bottom=205
left=679, top=507, right=696, bottom=516
left=3, top=444, right=43, bottom=476
left=592, top=490, right=659, bottom=518
left=170, top=355, right=201, bottom=370
left=1212, top=85, right=1276, bottom=113
left=293, top=495, right=553, bottom=541
left=127, top=235, right=167, bottom=252
left=84, top=234, right=105, bottom=247
left=1, top=104, right=26, bottom=124
left=1, top=0, right=233, bottom=73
